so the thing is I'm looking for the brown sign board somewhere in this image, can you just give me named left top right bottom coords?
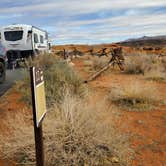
left=32, top=67, right=47, bottom=127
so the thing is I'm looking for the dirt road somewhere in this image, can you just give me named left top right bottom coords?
left=0, top=69, right=25, bottom=96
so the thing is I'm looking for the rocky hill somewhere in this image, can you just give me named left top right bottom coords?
left=118, top=35, right=166, bottom=47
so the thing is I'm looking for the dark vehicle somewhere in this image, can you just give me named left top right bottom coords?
left=0, top=42, right=7, bottom=83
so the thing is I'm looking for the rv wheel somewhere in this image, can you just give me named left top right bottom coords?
left=0, top=62, right=6, bottom=83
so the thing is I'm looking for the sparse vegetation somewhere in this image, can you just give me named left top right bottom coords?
left=145, top=67, right=166, bottom=82
left=108, top=81, right=159, bottom=111
left=15, top=54, right=86, bottom=107
left=0, top=109, right=35, bottom=165
left=0, top=44, right=166, bottom=166
left=0, top=93, right=133, bottom=166
left=44, top=93, right=132, bottom=166
left=124, top=54, right=152, bottom=74
left=84, top=56, right=108, bottom=73
left=7, top=54, right=132, bottom=165
left=124, top=54, right=166, bottom=82
left=92, top=57, right=108, bottom=71
left=145, top=57, right=166, bottom=82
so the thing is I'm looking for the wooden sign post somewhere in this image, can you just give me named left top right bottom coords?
left=30, top=67, right=47, bottom=166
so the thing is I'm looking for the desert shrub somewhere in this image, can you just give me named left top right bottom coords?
left=0, top=93, right=133, bottom=166
left=44, top=61, right=86, bottom=106
left=15, top=54, right=86, bottom=107
left=92, top=57, right=108, bottom=71
left=145, top=65, right=166, bottom=82
left=125, top=54, right=166, bottom=82
left=144, top=56, right=166, bottom=82
left=14, top=71, right=31, bottom=105
left=161, top=56, right=166, bottom=71
left=124, top=54, right=153, bottom=74
left=108, top=81, right=159, bottom=111
left=44, top=93, right=132, bottom=166
left=83, top=59, right=93, bottom=68
left=84, top=56, right=109, bottom=73
left=0, top=109, right=35, bottom=165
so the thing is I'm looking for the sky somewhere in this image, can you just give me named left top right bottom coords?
left=0, top=0, right=166, bottom=45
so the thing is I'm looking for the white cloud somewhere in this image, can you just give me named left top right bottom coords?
left=0, top=0, right=166, bottom=16
left=0, top=0, right=166, bottom=44
left=52, top=11, right=166, bottom=44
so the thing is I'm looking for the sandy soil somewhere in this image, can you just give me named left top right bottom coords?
left=0, top=55, right=165, bottom=166
left=72, top=57, right=166, bottom=166
left=0, top=89, right=33, bottom=166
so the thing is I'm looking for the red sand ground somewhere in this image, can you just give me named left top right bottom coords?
left=0, top=91, right=32, bottom=166
left=0, top=91, right=24, bottom=166
left=73, top=58, right=166, bottom=166
left=0, top=56, right=165, bottom=166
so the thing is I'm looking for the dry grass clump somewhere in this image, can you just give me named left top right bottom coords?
left=145, top=66, right=166, bottom=82
left=84, top=56, right=109, bottom=73
left=0, top=93, right=133, bottom=166
left=0, top=109, right=35, bottom=165
left=108, top=81, right=159, bottom=111
left=44, top=93, right=133, bottom=166
left=124, top=54, right=152, bottom=74
left=83, top=59, right=93, bottom=67
left=161, top=56, right=166, bottom=70
left=15, top=54, right=86, bottom=107
left=123, top=50, right=143, bottom=57
left=92, top=57, right=108, bottom=71
left=125, top=54, right=166, bottom=82
left=145, top=57, right=166, bottom=82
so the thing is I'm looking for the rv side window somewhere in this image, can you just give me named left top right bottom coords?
left=40, top=35, right=44, bottom=43
left=34, top=33, right=38, bottom=43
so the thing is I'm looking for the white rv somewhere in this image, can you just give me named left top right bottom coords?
left=0, top=24, right=51, bottom=65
